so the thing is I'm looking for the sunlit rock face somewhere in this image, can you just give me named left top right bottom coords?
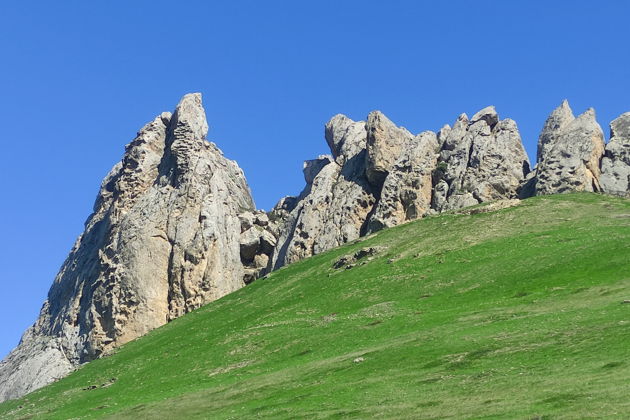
left=5, top=95, right=629, bottom=403
left=532, top=101, right=605, bottom=195
left=0, top=93, right=256, bottom=402
left=273, top=105, right=531, bottom=267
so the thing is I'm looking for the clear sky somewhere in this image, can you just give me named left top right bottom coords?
left=1, top=0, right=629, bottom=359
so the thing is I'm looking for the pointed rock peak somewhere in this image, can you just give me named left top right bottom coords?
left=610, top=112, right=630, bottom=139
left=326, top=113, right=353, bottom=126
left=366, top=111, right=412, bottom=137
left=456, top=113, right=469, bottom=123
left=171, top=92, right=209, bottom=140
left=367, top=110, right=389, bottom=125
left=471, top=106, right=499, bottom=128
left=303, top=155, right=333, bottom=184
left=550, top=99, right=575, bottom=122
left=576, top=107, right=596, bottom=121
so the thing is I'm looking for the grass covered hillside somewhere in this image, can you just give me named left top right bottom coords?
left=2, top=193, right=630, bottom=419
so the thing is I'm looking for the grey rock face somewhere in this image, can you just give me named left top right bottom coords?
left=273, top=106, right=531, bottom=266
left=272, top=115, right=376, bottom=268
left=534, top=102, right=605, bottom=195
left=0, top=93, right=255, bottom=402
left=432, top=107, right=530, bottom=211
left=365, top=111, right=414, bottom=188
left=325, top=114, right=366, bottom=165
left=600, top=112, right=630, bottom=195
left=8, top=98, right=604, bottom=403
left=366, top=131, right=438, bottom=233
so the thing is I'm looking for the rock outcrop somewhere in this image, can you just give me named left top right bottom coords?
left=366, top=131, right=438, bottom=233
left=365, top=111, right=414, bottom=187
left=432, top=106, right=530, bottom=211
left=5, top=96, right=630, bottom=403
left=600, top=112, right=630, bottom=195
left=273, top=106, right=530, bottom=266
left=533, top=101, right=605, bottom=195
left=271, top=115, right=376, bottom=268
left=0, top=93, right=255, bottom=402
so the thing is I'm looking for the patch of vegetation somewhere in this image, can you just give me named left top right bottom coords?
left=1, top=193, right=630, bottom=419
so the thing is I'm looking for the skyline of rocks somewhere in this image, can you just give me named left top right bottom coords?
left=2, top=94, right=629, bottom=402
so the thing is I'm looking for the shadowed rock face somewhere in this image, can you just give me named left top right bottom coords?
left=533, top=101, right=605, bottom=195
left=601, top=112, right=630, bottom=195
left=0, top=93, right=255, bottom=402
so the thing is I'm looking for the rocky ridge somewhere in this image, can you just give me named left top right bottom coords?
left=2, top=96, right=630, bottom=402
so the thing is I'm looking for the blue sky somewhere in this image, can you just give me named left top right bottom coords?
left=1, top=1, right=629, bottom=359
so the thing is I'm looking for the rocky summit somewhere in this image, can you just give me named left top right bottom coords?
left=2, top=95, right=630, bottom=402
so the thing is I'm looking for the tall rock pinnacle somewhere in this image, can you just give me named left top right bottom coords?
left=0, top=93, right=255, bottom=401
left=534, top=101, right=605, bottom=195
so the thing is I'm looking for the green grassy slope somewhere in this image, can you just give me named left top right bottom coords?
left=2, top=193, right=630, bottom=419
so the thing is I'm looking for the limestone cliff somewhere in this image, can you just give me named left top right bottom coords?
left=0, top=93, right=255, bottom=401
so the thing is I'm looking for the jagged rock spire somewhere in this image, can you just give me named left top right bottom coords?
left=432, top=106, right=530, bottom=211
left=534, top=101, right=605, bottom=195
left=0, top=93, right=255, bottom=402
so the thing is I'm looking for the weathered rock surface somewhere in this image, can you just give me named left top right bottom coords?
left=239, top=210, right=278, bottom=283
left=601, top=112, right=630, bottom=195
left=432, top=106, right=530, bottom=211
left=273, top=106, right=532, bottom=266
left=0, top=93, right=255, bottom=402
left=8, top=97, right=628, bottom=403
left=271, top=116, right=376, bottom=268
left=365, top=111, right=414, bottom=188
left=366, top=131, right=438, bottom=233
left=534, top=101, right=605, bottom=195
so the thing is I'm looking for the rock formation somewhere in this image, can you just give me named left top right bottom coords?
left=432, top=106, right=530, bottom=211
left=600, top=112, right=630, bottom=195
left=366, top=131, right=438, bottom=233
left=0, top=93, right=255, bottom=402
left=272, top=106, right=530, bottom=267
left=4, top=95, right=630, bottom=403
left=365, top=111, right=414, bottom=187
left=532, top=101, right=605, bottom=195
left=271, top=115, right=376, bottom=268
